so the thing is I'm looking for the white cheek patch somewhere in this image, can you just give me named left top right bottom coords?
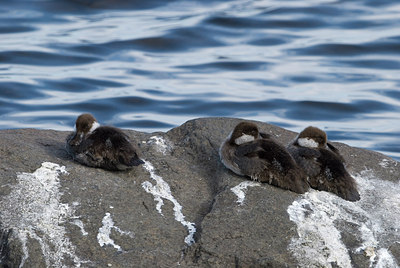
left=235, top=134, right=255, bottom=145
left=298, top=137, right=319, bottom=148
left=89, top=121, right=100, bottom=133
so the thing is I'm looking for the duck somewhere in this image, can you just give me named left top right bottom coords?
left=219, top=122, right=309, bottom=194
left=66, top=113, right=144, bottom=171
left=287, top=126, right=360, bottom=201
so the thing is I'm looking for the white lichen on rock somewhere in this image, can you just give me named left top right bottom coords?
left=142, top=160, right=196, bottom=246
left=72, top=219, right=88, bottom=236
left=287, top=170, right=400, bottom=268
left=97, top=212, right=134, bottom=252
left=379, top=159, right=390, bottom=168
left=148, top=136, right=172, bottom=155
left=0, top=162, right=86, bottom=267
left=231, top=181, right=261, bottom=205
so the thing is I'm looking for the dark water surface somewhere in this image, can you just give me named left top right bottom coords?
left=1, top=0, right=400, bottom=160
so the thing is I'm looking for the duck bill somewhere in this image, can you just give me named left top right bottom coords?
left=131, top=158, right=145, bottom=166
left=68, top=132, right=83, bottom=146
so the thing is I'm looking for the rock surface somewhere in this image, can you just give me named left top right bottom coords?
left=0, top=117, right=399, bottom=267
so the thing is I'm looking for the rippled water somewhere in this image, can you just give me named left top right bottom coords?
left=1, top=0, right=399, bottom=160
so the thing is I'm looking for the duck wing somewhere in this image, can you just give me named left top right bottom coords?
left=287, top=144, right=322, bottom=177
left=236, top=139, right=300, bottom=172
left=93, top=127, right=143, bottom=168
left=314, top=149, right=360, bottom=201
left=234, top=140, right=263, bottom=157
left=235, top=139, right=309, bottom=194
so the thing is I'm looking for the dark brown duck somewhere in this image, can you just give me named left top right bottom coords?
left=287, top=126, right=360, bottom=201
left=66, top=113, right=144, bottom=171
left=220, top=122, right=309, bottom=194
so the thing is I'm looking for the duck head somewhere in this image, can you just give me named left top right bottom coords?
left=229, top=122, right=259, bottom=145
left=68, top=113, right=100, bottom=146
left=296, top=126, right=327, bottom=148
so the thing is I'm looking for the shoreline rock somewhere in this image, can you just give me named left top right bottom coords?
left=0, top=117, right=399, bottom=267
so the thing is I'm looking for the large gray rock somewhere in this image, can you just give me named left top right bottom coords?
left=0, top=118, right=399, bottom=267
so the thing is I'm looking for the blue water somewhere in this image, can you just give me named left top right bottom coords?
left=1, top=0, right=400, bottom=160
